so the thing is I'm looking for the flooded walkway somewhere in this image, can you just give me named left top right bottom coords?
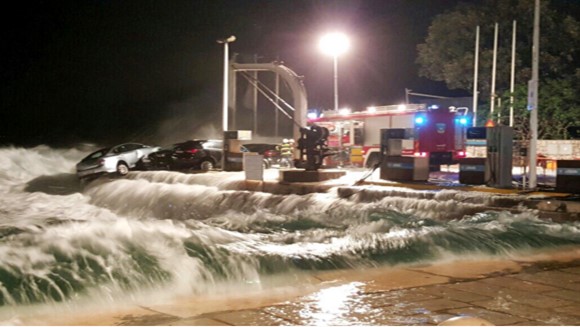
left=30, top=248, right=580, bottom=326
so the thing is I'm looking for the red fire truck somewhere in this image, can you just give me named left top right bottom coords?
left=307, top=103, right=470, bottom=168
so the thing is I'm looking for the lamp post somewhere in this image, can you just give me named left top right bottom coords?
left=319, top=32, right=350, bottom=166
left=217, top=35, right=236, bottom=133
left=217, top=35, right=236, bottom=171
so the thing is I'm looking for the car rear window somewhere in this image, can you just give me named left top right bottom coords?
left=177, top=141, right=203, bottom=151
left=82, top=148, right=110, bottom=161
left=203, top=141, right=222, bottom=149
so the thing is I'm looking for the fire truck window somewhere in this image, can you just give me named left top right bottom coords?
left=354, top=128, right=364, bottom=144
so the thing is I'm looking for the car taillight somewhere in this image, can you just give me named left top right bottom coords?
left=264, top=150, right=274, bottom=157
left=98, top=159, right=105, bottom=166
left=186, top=149, right=199, bottom=154
left=457, top=151, right=466, bottom=157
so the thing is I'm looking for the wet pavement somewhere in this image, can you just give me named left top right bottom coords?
left=37, top=248, right=580, bottom=326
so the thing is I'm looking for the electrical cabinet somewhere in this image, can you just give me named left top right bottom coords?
left=556, top=160, right=580, bottom=193
left=380, top=156, right=429, bottom=182
left=459, top=157, right=487, bottom=185
left=486, top=126, right=513, bottom=188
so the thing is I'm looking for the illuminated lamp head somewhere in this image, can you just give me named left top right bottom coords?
left=415, top=116, right=426, bottom=125
left=319, top=32, right=350, bottom=57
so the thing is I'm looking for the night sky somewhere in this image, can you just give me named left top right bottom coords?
left=1, top=0, right=473, bottom=147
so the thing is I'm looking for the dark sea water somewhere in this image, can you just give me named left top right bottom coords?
left=1, top=145, right=579, bottom=323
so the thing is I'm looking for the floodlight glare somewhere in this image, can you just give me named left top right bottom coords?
left=319, top=32, right=350, bottom=57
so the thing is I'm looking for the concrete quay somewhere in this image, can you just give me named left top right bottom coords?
left=239, top=177, right=580, bottom=222
left=41, top=248, right=580, bottom=326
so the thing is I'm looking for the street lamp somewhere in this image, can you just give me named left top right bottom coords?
left=217, top=35, right=236, bottom=133
left=319, top=32, right=350, bottom=113
left=319, top=32, right=350, bottom=166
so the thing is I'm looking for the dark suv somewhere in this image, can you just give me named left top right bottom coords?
left=141, top=140, right=220, bottom=171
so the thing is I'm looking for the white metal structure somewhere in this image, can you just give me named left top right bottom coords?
left=230, top=62, right=308, bottom=142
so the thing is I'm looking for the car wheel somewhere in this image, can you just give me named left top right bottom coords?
left=200, top=159, right=214, bottom=171
left=117, top=162, right=130, bottom=175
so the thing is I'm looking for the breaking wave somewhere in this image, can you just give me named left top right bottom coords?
left=0, top=145, right=579, bottom=318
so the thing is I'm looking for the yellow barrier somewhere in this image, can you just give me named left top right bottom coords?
left=350, top=147, right=363, bottom=164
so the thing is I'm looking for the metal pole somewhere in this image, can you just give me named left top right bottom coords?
left=334, top=54, right=343, bottom=166
left=253, top=54, right=258, bottom=136
left=218, top=35, right=235, bottom=171
left=333, top=55, right=339, bottom=112
left=275, top=73, right=280, bottom=138
left=405, top=88, right=410, bottom=105
left=473, top=26, right=480, bottom=127
left=529, top=0, right=540, bottom=189
left=222, top=42, right=229, bottom=132
left=490, top=23, right=498, bottom=118
left=510, top=20, right=517, bottom=127
left=230, top=59, right=237, bottom=130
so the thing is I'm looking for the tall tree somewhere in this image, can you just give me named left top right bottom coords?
left=503, top=76, right=580, bottom=141
left=416, top=0, right=580, bottom=135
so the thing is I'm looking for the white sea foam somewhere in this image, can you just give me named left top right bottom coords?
left=0, top=145, right=578, bottom=322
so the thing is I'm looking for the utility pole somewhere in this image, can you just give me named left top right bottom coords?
left=490, top=23, right=499, bottom=118
left=510, top=21, right=517, bottom=127
left=472, top=26, right=480, bottom=127
left=253, top=54, right=258, bottom=136
left=528, top=0, right=540, bottom=189
left=275, top=73, right=280, bottom=138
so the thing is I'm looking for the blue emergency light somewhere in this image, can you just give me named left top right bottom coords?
left=457, top=117, right=468, bottom=125
left=415, top=116, right=426, bottom=125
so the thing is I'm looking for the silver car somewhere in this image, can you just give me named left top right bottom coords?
left=76, top=143, right=160, bottom=179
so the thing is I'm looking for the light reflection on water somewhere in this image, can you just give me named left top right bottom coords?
left=302, top=282, right=369, bottom=325
left=266, top=281, right=442, bottom=326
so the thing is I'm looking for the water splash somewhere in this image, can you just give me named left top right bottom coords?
left=1, top=145, right=579, bottom=316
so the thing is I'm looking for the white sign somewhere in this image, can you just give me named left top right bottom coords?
left=527, top=79, right=537, bottom=111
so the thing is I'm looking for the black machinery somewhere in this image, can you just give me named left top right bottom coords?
left=294, top=125, right=332, bottom=171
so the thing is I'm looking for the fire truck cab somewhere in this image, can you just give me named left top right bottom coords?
left=307, top=103, right=469, bottom=168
